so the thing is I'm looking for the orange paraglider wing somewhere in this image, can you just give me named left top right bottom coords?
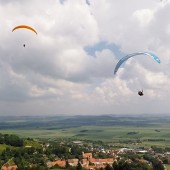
left=12, top=25, right=37, bottom=34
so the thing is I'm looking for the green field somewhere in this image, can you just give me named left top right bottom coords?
left=165, top=164, right=170, bottom=170
left=0, top=125, right=170, bottom=147
left=0, top=115, right=170, bottom=147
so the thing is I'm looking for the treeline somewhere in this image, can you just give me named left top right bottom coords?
left=143, top=154, right=164, bottom=170
left=0, top=133, right=23, bottom=147
left=113, top=153, right=165, bottom=170
left=151, top=146, right=170, bottom=154
left=104, top=159, right=152, bottom=170
left=0, top=145, right=46, bottom=169
left=147, top=139, right=165, bottom=142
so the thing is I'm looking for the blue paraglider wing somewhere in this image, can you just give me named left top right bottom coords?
left=114, top=52, right=160, bottom=74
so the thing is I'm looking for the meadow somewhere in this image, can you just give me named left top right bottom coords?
left=0, top=115, right=170, bottom=147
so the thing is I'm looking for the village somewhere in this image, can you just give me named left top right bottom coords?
left=1, top=137, right=170, bottom=170
left=46, top=145, right=170, bottom=170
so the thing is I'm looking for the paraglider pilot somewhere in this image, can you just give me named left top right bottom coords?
left=138, top=90, right=143, bottom=96
left=23, top=44, right=25, bottom=47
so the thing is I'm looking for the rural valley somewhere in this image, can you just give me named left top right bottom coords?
left=0, top=115, right=170, bottom=170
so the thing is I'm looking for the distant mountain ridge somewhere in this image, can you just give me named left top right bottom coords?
left=0, top=115, right=170, bottom=129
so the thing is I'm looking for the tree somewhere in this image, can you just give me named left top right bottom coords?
left=152, top=160, right=164, bottom=170
left=76, top=161, right=82, bottom=170
left=105, top=164, right=113, bottom=170
left=112, top=161, right=118, bottom=170
left=65, top=159, right=71, bottom=168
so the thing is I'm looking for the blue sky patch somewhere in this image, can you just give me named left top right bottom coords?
left=86, top=0, right=90, bottom=6
left=84, top=41, right=126, bottom=59
left=59, top=0, right=66, bottom=5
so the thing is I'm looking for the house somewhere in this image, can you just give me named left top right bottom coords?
left=68, top=159, right=79, bottom=166
left=81, top=158, right=89, bottom=168
left=47, top=160, right=66, bottom=168
left=73, top=141, right=83, bottom=145
left=47, top=161, right=55, bottom=168
left=47, top=151, right=116, bottom=169
left=1, top=165, right=17, bottom=170
left=88, top=165, right=95, bottom=170
left=87, top=164, right=105, bottom=170
left=82, top=152, right=93, bottom=159
left=54, top=160, right=66, bottom=167
left=89, top=158, right=114, bottom=166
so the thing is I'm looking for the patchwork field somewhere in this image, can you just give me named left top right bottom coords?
left=0, top=115, right=170, bottom=147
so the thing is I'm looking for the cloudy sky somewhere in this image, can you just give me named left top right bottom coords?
left=0, top=0, right=170, bottom=116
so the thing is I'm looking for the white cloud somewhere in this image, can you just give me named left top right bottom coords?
left=133, top=9, right=154, bottom=26
left=0, top=0, right=170, bottom=115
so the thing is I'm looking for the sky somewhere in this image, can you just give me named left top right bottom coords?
left=0, top=0, right=170, bottom=116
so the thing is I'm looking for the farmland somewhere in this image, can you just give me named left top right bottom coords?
left=0, top=114, right=170, bottom=148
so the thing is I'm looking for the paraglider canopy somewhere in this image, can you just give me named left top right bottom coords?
left=12, top=25, right=37, bottom=47
left=12, top=25, right=37, bottom=34
left=114, top=52, right=160, bottom=74
left=114, top=52, right=160, bottom=96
